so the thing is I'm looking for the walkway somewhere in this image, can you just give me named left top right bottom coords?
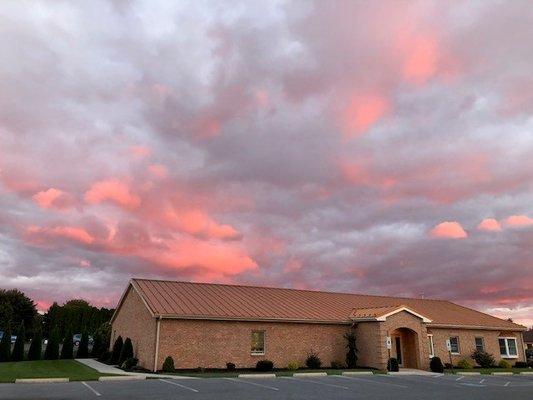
left=76, top=359, right=195, bottom=379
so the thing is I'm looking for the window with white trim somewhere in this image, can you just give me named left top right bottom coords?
left=449, top=336, right=460, bottom=354
left=251, top=330, right=265, bottom=355
left=475, top=337, right=484, bottom=352
left=427, top=334, right=434, bottom=358
left=498, top=337, right=518, bottom=358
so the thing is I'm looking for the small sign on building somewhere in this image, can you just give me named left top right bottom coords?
left=446, top=339, right=451, bottom=352
left=386, top=336, right=392, bottom=349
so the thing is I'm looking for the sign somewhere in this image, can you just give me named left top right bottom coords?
left=446, top=339, right=451, bottom=352
left=386, top=336, right=392, bottom=350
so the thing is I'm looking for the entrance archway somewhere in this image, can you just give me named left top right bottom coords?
left=390, top=328, right=420, bottom=369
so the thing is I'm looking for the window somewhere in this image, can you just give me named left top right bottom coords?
left=427, top=334, right=434, bottom=358
left=449, top=337, right=460, bottom=354
left=251, top=331, right=265, bottom=355
left=475, top=337, right=485, bottom=352
left=499, top=337, right=518, bottom=358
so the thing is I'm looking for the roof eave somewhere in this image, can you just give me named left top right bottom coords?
left=156, top=314, right=352, bottom=325
left=427, top=323, right=527, bottom=331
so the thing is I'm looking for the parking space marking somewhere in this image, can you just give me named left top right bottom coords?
left=81, top=382, right=101, bottom=397
left=479, top=379, right=485, bottom=384
left=459, top=383, right=486, bottom=387
left=283, top=377, right=349, bottom=390
left=225, top=378, right=279, bottom=391
left=504, top=381, right=510, bottom=387
left=160, top=379, right=199, bottom=393
left=336, top=375, right=408, bottom=388
left=456, top=376, right=464, bottom=381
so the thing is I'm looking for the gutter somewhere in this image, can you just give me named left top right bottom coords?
left=153, top=316, right=161, bottom=373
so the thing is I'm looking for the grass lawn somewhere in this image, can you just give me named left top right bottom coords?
left=167, top=368, right=377, bottom=378
left=444, top=368, right=532, bottom=375
left=0, top=360, right=110, bottom=383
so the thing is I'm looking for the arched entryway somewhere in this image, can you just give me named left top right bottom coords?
left=390, top=328, right=420, bottom=369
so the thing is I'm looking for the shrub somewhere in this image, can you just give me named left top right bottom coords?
left=226, top=362, right=236, bottom=371
left=429, top=357, right=444, bottom=373
left=344, top=331, right=358, bottom=368
left=98, top=351, right=112, bottom=363
left=444, top=363, right=453, bottom=369
left=121, top=357, right=138, bottom=370
left=387, top=358, right=399, bottom=372
left=76, top=332, right=89, bottom=358
left=305, top=351, right=322, bottom=369
left=162, top=356, right=175, bottom=372
left=12, top=323, right=25, bottom=361
left=498, top=359, right=511, bottom=369
left=118, top=338, right=134, bottom=366
left=60, top=330, right=74, bottom=359
left=287, top=361, right=299, bottom=371
left=92, top=322, right=111, bottom=359
left=256, top=359, right=274, bottom=372
left=44, top=327, right=60, bottom=360
left=514, top=361, right=528, bottom=368
left=0, top=323, right=12, bottom=362
left=27, top=328, right=43, bottom=361
left=457, top=358, right=472, bottom=369
left=471, top=349, right=495, bottom=368
left=330, top=360, right=345, bottom=369
left=110, top=336, right=123, bottom=365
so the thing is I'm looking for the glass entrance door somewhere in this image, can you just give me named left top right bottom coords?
left=395, top=336, right=403, bottom=366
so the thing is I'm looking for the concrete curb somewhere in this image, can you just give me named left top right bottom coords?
left=519, top=372, right=533, bottom=375
left=15, top=378, right=69, bottom=384
left=293, top=372, right=328, bottom=377
left=237, top=374, right=276, bottom=378
left=491, top=372, right=514, bottom=375
left=456, top=372, right=481, bottom=375
left=98, top=375, right=146, bottom=381
left=342, top=371, right=374, bottom=376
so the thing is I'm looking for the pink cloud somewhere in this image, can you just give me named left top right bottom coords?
left=477, top=218, right=502, bottom=232
left=429, top=221, right=468, bottom=239
left=341, top=94, right=389, bottom=138
left=402, top=36, right=438, bottom=84
left=502, top=215, right=533, bottom=228
left=164, top=208, right=242, bottom=241
left=148, top=164, right=168, bottom=179
left=129, top=145, right=152, bottom=159
left=26, top=225, right=95, bottom=245
left=85, top=179, right=141, bottom=209
left=32, top=188, right=73, bottom=210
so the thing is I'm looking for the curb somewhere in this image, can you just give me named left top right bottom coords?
left=15, top=378, right=69, bottom=384
left=457, top=372, right=481, bottom=375
left=98, top=375, right=146, bottom=381
left=342, top=371, right=374, bottom=376
left=293, top=372, right=328, bottom=377
left=237, top=373, right=276, bottom=378
left=520, top=372, right=533, bottom=375
left=491, top=372, right=513, bottom=375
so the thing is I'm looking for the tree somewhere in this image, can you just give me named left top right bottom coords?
left=12, top=323, right=25, bottom=361
left=44, top=327, right=60, bottom=360
left=76, top=331, right=89, bottom=358
left=27, top=327, right=43, bottom=360
left=0, top=323, right=12, bottom=362
left=0, top=289, right=37, bottom=336
left=60, top=330, right=74, bottom=359
left=118, top=337, right=134, bottom=366
left=162, top=356, right=175, bottom=372
left=110, top=336, right=123, bottom=365
left=344, top=331, right=358, bottom=368
left=91, top=322, right=111, bottom=358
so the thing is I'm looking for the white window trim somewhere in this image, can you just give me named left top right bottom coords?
left=474, top=337, right=485, bottom=351
left=251, top=330, right=266, bottom=356
left=498, top=337, right=518, bottom=359
left=427, top=334, right=434, bottom=358
left=449, top=336, right=460, bottom=355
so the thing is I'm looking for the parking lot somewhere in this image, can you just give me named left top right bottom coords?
left=0, top=374, right=532, bottom=399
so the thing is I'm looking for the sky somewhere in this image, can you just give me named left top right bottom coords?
left=0, top=0, right=532, bottom=327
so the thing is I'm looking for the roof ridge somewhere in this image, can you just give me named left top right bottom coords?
left=131, top=278, right=447, bottom=302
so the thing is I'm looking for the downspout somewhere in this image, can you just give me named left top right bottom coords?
left=153, top=316, right=161, bottom=373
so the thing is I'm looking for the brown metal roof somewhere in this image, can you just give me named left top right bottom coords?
left=128, top=278, right=525, bottom=330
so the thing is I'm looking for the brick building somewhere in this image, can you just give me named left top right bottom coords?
left=111, top=279, right=527, bottom=372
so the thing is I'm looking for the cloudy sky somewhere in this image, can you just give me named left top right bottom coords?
left=0, top=0, right=532, bottom=326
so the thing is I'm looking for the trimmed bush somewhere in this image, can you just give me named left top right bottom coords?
left=387, top=357, right=399, bottom=372
left=226, top=362, right=236, bottom=371
left=0, top=324, right=12, bottom=362
left=514, top=361, right=527, bottom=368
left=330, top=360, right=345, bottom=369
left=471, top=349, right=495, bottom=368
left=344, top=331, right=358, bottom=368
left=118, top=338, right=134, bottom=366
left=457, top=358, right=472, bottom=369
left=256, top=359, right=274, bottom=372
left=110, top=336, right=123, bottom=365
left=287, top=361, right=299, bottom=371
left=121, top=357, right=138, bottom=370
left=498, top=359, right=511, bottom=369
left=76, top=332, right=89, bottom=358
left=61, top=330, right=74, bottom=359
left=98, top=351, right=112, bottom=363
left=44, top=327, right=60, bottom=360
left=305, top=351, right=322, bottom=369
left=12, top=323, right=25, bottom=362
left=27, top=328, right=43, bottom=361
left=162, top=356, right=175, bottom=372
left=444, top=363, right=453, bottom=369
left=430, top=357, right=444, bottom=373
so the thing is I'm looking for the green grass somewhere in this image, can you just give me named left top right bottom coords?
left=166, top=368, right=376, bottom=378
left=0, top=360, right=110, bottom=383
left=444, top=368, right=532, bottom=375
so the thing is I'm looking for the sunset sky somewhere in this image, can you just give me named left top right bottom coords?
left=0, top=0, right=532, bottom=326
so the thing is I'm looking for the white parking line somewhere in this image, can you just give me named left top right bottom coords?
left=479, top=379, right=485, bottom=384
left=336, top=375, right=408, bottom=388
left=225, top=378, right=279, bottom=391
left=159, top=379, right=199, bottom=393
left=284, top=376, right=349, bottom=390
left=504, top=382, right=510, bottom=387
left=81, top=381, right=101, bottom=397
left=456, top=376, right=464, bottom=381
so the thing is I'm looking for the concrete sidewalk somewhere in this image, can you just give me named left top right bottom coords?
left=76, top=359, right=196, bottom=379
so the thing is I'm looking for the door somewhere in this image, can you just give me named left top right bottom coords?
left=395, top=336, right=403, bottom=366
